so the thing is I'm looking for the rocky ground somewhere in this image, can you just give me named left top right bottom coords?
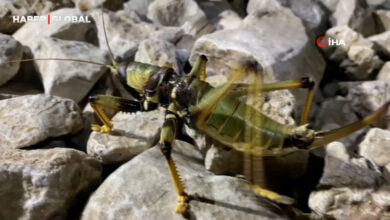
left=1, top=0, right=390, bottom=219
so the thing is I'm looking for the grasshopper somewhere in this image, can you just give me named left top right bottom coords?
left=8, top=9, right=390, bottom=215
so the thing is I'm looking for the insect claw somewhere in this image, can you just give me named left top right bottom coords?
left=91, top=124, right=112, bottom=133
left=175, top=194, right=189, bottom=214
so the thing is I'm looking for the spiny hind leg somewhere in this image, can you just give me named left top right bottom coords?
left=252, top=184, right=295, bottom=205
left=160, top=103, right=188, bottom=214
left=231, top=77, right=315, bottom=125
left=89, top=95, right=145, bottom=133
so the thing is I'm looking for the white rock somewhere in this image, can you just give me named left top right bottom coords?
left=13, top=8, right=99, bottom=46
left=73, top=0, right=123, bottom=11
left=0, top=94, right=82, bottom=149
left=147, top=0, right=214, bottom=37
left=82, top=141, right=293, bottom=220
left=0, top=148, right=101, bottom=220
left=26, top=37, right=109, bottom=102
left=87, top=110, right=164, bottom=164
left=135, top=38, right=180, bottom=73
left=123, top=0, right=156, bottom=20
left=369, top=31, right=390, bottom=58
left=215, top=10, right=243, bottom=30
left=377, top=62, right=390, bottom=80
left=359, top=128, right=390, bottom=166
left=376, top=9, right=390, bottom=32
left=90, top=9, right=158, bottom=60
left=320, top=0, right=340, bottom=12
left=331, top=0, right=376, bottom=37
left=0, top=33, right=23, bottom=86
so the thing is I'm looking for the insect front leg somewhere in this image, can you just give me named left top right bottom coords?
left=159, top=103, right=189, bottom=214
left=89, top=94, right=157, bottom=133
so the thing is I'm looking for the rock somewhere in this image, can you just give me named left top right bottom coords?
left=331, top=0, right=376, bottom=37
left=82, top=141, right=295, bottom=220
left=376, top=9, right=390, bottom=32
left=135, top=38, right=180, bottom=73
left=196, top=0, right=233, bottom=25
left=369, top=31, right=390, bottom=58
left=73, top=0, right=124, bottom=11
left=87, top=110, right=164, bottom=164
left=309, top=142, right=390, bottom=219
left=320, top=0, right=340, bottom=12
left=147, top=0, right=215, bottom=37
left=22, top=37, right=109, bottom=102
left=0, top=0, right=24, bottom=34
left=154, top=27, right=185, bottom=44
left=123, top=0, right=156, bottom=21
left=215, top=10, right=243, bottom=30
left=13, top=8, right=99, bottom=46
left=0, top=33, right=23, bottom=86
left=0, top=81, right=43, bottom=97
left=359, top=128, right=390, bottom=166
left=0, top=94, right=82, bottom=149
left=0, top=148, right=101, bottom=220
left=324, top=26, right=382, bottom=79
left=377, top=61, right=390, bottom=80
left=90, top=9, right=158, bottom=61
left=204, top=145, right=241, bottom=174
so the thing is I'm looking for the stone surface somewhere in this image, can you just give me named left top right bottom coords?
left=376, top=9, right=390, bottom=32
left=377, top=62, right=390, bottom=80
left=369, top=31, right=390, bottom=58
left=87, top=110, right=164, bottom=164
left=309, top=142, right=390, bottom=220
left=0, top=33, right=23, bottom=86
left=331, top=0, right=376, bottom=37
left=21, top=37, right=109, bottom=103
left=147, top=0, right=214, bottom=37
left=82, top=141, right=296, bottom=220
left=0, top=94, right=82, bottom=149
left=215, top=10, right=243, bottom=30
left=0, top=148, right=101, bottom=220
left=196, top=0, right=232, bottom=25
left=90, top=9, right=158, bottom=61
left=135, top=38, right=180, bottom=73
left=73, top=0, right=124, bottom=11
left=0, top=81, right=43, bottom=97
left=360, top=128, right=390, bottom=166
left=123, top=0, right=156, bottom=21
left=324, top=26, right=382, bottom=80
left=13, top=8, right=98, bottom=46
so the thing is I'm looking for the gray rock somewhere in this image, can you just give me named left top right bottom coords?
left=0, top=94, right=82, bottom=149
left=369, top=31, right=390, bottom=58
left=377, top=62, right=390, bottom=80
left=0, top=33, right=23, bottom=86
left=320, top=0, right=340, bottom=12
left=196, top=0, right=232, bottom=25
left=123, top=0, right=156, bottom=21
left=0, top=148, right=101, bottom=220
left=331, top=0, right=376, bottom=37
left=82, top=141, right=294, bottom=220
left=90, top=9, right=158, bottom=61
left=23, top=37, right=109, bottom=103
left=324, top=26, right=382, bottom=79
left=147, top=0, right=215, bottom=37
left=0, top=0, right=25, bottom=34
left=0, top=81, right=43, bottom=97
left=135, top=38, right=180, bottom=73
left=13, top=8, right=99, bottom=46
left=73, top=0, right=124, bottom=11
left=154, top=27, right=185, bottom=44
left=360, top=128, right=390, bottom=166
left=87, top=110, right=164, bottom=164
left=309, top=142, right=390, bottom=219
left=376, top=9, right=390, bottom=32
left=216, top=10, right=243, bottom=30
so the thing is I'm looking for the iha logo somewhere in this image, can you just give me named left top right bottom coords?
left=316, top=36, right=346, bottom=48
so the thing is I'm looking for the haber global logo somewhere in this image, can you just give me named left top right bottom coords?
left=316, top=36, right=346, bottom=48
left=12, top=15, right=91, bottom=24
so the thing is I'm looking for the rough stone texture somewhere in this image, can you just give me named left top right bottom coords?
left=0, top=94, right=82, bottom=149
left=82, top=141, right=295, bottom=220
left=309, top=142, right=390, bottom=220
left=376, top=9, right=390, bottom=32
left=320, top=0, right=340, bottom=12
left=13, top=8, right=98, bottom=46
left=377, top=62, right=390, bottom=80
left=369, top=31, right=390, bottom=58
left=196, top=0, right=232, bottom=25
left=331, top=0, right=376, bottom=37
left=87, top=110, right=164, bottom=164
left=73, top=0, right=124, bottom=11
left=147, top=0, right=215, bottom=37
left=0, top=148, right=101, bottom=220
left=360, top=128, right=390, bottom=166
left=324, top=26, right=382, bottom=80
left=215, top=10, right=243, bottom=30
left=0, top=33, right=23, bottom=86
left=123, top=0, right=156, bottom=21
left=20, top=37, right=109, bottom=103
left=90, top=9, right=158, bottom=61
left=135, top=38, right=180, bottom=73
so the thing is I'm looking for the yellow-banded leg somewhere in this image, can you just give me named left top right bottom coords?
left=89, top=95, right=156, bottom=133
left=230, top=77, right=315, bottom=125
left=160, top=103, right=188, bottom=214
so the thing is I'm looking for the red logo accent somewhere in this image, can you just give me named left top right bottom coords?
left=48, top=14, right=50, bottom=24
left=316, top=36, right=327, bottom=48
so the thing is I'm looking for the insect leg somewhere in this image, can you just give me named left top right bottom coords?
left=231, top=77, right=315, bottom=125
left=89, top=95, right=156, bottom=133
left=159, top=103, right=189, bottom=214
